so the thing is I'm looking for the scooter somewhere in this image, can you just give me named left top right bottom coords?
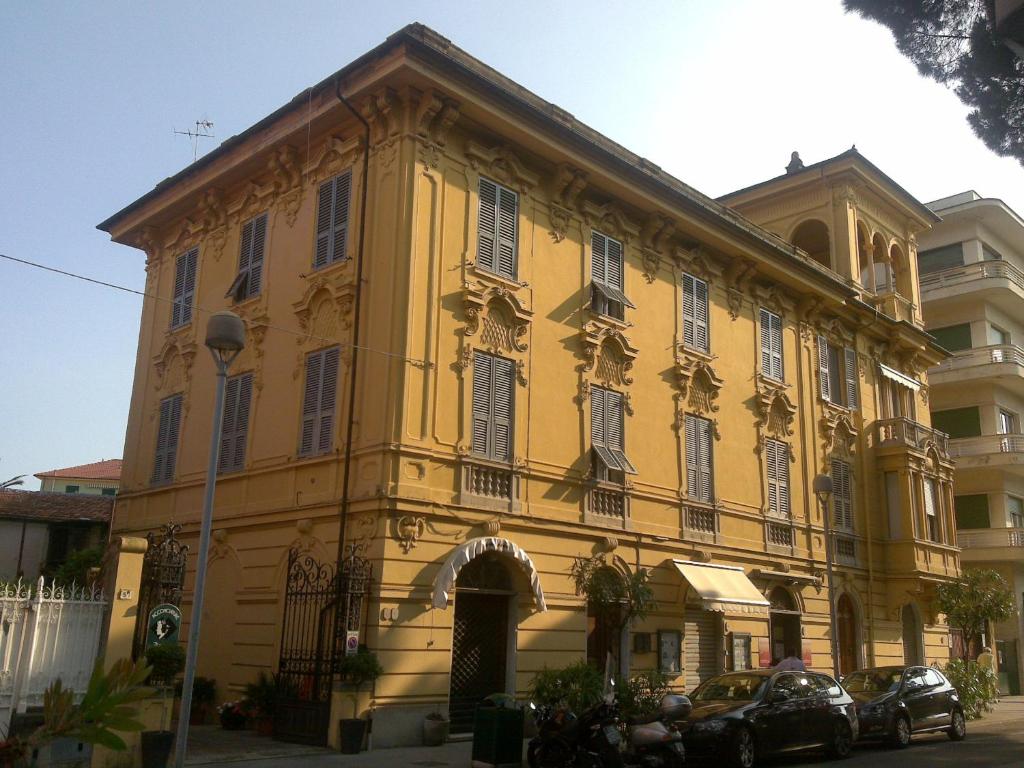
left=528, top=692, right=623, bottom=768
left=621, top=693, right=691, bottom=768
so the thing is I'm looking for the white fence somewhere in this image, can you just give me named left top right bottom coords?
left=0, top=578, right=107, bottom=731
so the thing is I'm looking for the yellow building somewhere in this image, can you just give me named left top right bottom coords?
left=917, top=191, right=1024, bottom=695
left=99, top=25, right=958, bottom=748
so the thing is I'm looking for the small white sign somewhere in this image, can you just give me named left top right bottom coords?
left=345, top=631, right=359, bottom=656
left=118, top=589, right=133, bottom=600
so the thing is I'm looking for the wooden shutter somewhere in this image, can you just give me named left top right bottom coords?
left=683, top=274, right=708, bottom=353
left=152, top=397, right=171, bottom=483
left=761, top=309, right=783, bottom=380
left=477, top=178, right=497, bottom=273
left=817, top=335, right=832, bottom=403
left=218, top=373, right=252, bottom=473
left=249, top=213, right=267, bottom=297
left=685, top=415, right=698, bottom=498
left=844, top=347, right=858, bottom=409
left=170, top=249, right=196, bottom=327
left=591, top=385, right=606, bottom=447
left=317, top=347, right=339, bottom=454
left=314, top=171, right=351, bottom=269
left=606, top=236, right=624, bottom=291
left=496, top=185, right=518, bottom=278
left=682, top=274, right=696, bottom=348
left=218, top=375, right=240, bottom=473
left=766, top=439, right=779, bottom=516
left=831, top=459, right=852, bottom=529
left=766, top=439, right=790, bottom=517
left=332, top=172, right=351, bottom=264
left=492, top=356, right=515, bottom=461
left=591, top=231, right=607, bottom=285
left=697, top=417, right=713, bottom=502
left=472, top=351, right=493, bottom=457
left=314, top=180, right=333, bottom=269
left=153, top=394, right=183, bottom=483
left=299, top=351, right=322, bottom=456
left=237, top=218, right=254, bottom=297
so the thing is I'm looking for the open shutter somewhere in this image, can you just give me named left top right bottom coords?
left=606, top=236, right=624, bottom=291
left=233, top=374, right=253, bottom=470
left=591, top=231, right=607, bottom=285
left=777, top=442, right=790, bottom=515
left=697, top=417, right=713, bottom=502
left=771, top=312, right=784, bottom=380
left=314, top=180, right=333, bottom=269
left=332, top=171, right=351, bottom=264
left=492, top=356, right=515, bottom=461
left=477, top=178, right=498, bottom=272
left=317, top=347, right=339, bottom=454
left=300, top=351, right=323, bottom=456
left=693, top=277, right=709, bottom=353
left=180, top=248, right=198, bottom=325
left=760, top=309, right=772, bottom=375
left=152, top=398, right=171, bottom=482
left=164, top=395, right=182, bottom=481
left=844, top=348, right=859, bottom=409
left=606, top=390, right=637, bottom=474
left=682, top=274, right=696, bottom=348
left=171, top=253, right=187, bottom=327
left=766, top=439, right=779, bottom=515
left=496, top=185, right=518, bottom=279
left=218, top=376, right=241, bottom=472
left=685, top=415, right=698, bottom=499
left=236, top=217, right=254, bottom=300
left=472, top=351, right=492, bottom=456
left=818, top=335, right=832, bottom=403
left=249, top=214, right=267, bottom=296
left=831, top=459, right=852, bottom=529
left=591, top=386, right=606, bottom=447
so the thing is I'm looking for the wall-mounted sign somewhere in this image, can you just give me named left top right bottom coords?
left=146, top=603, right=181, bottom=647
left=658, top=630, right=681, bottom=676
left=730, top=632, right=751, bottom=671
left=345, top=630, right=359, bottom=656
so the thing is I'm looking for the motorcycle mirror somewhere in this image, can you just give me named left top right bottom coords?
left=530, top=702, right=537, bottom=710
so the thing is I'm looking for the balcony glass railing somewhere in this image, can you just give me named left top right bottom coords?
left=957, top=527, right=1024, bottom=549
left=875, top=417, right=949, bottom=454
left=932, top=344, right=1024, bottom=373
left=919, top=260, right=1024, bottom=292
left=948, top=434, right=1024, bottom=457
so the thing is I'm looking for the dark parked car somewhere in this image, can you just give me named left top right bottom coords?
left=677, top=670, right=858, bottom=768
left=842, top=665, right=966, bottom=748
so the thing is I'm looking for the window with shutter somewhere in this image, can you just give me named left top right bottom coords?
left=818, top=336, right=859, bottom=409
left=591, top=385, right=636, bottom=479
left=843, top=347, right=858, bottom=409
left=760, top=309, right=783, bottom=381
left=152, top=393, right=183, bottom=484
left=299, top=347, right=340, bottom=457
left=923, top=477, right=940, bottom=542
left=313, top=171, right=352, bottom=269
left=170, top=248, right=198, bottom=328
left=590, top=230, right=632, bottom=320
left=471, top=351, right=515, bottom=462
left=683, top=274, right=710, bottom=354
left=477, top=177, right=518, bottom=279
left=218, top=373, right=253, bottom=473
left=766, top=439, right=790, bottom=517
left=685, top=414, right=713, bottom=503
left=228, top=213, right=267, bottom=301
left=830, top=459, right=853, bottom=530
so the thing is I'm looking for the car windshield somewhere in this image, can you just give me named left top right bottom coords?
left=692, top=674, right=769, bottom=701
left=842, top=669, right=902, bottom=693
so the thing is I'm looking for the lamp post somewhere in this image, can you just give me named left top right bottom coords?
left=174, top=311, right=245, bottom=768
left=813, top=473, right=840, bottom=680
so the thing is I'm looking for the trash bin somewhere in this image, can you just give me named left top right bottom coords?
left=471, top=700, right=523, bottom=768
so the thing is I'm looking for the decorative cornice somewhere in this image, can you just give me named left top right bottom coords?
left=755, top=377, right=798, bottom=437
left=675, top=354, right=724, bottom=415
left=583, top=200, right=639, bottom=242
left=465, top=141, right=539, bottom=192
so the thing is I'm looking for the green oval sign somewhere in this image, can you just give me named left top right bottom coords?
left=146, top=603, right=181, bottom=647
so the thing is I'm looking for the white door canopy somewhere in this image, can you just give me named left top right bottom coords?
left=432, top=536, right=547, bottom=611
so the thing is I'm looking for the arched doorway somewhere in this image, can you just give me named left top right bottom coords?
left=586, top=566, right=624, bottom=675
left=768, top=587, right=801, bottom=665
left=902, top=603, right=923, bottom=665
left=836, top=593, right=859, bottom=676
left=449, top=552, right=516, bottom=733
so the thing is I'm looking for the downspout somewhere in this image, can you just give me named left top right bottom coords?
left=333, top=77, right=371, bottom=603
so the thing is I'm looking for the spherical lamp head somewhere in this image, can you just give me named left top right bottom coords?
left=205, top=311, right=246, bottom=360
left=813, top=473, right=833, bottom=503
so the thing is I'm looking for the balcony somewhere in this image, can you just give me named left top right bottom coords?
left=585, top=485, right=630, bottom=529
left=458, top=458, right=521, bottom=513
left=870, top=290, right=917, bottom=324
left=765, top=519, right=794, bottom=555
left=929, top=345, right=1024, bottom=396
left=957, top=527, right=1024, bottom=563
left=874, top=417, right=949, bottom=455
left=948, top=434, right=1024, bottom=476
left=919, top=261, right=1024, bottom=315
left=683, top=503, right=718, bottom=544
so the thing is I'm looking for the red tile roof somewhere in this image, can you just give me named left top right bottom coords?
left=34, top=459, right=122, bottom=481
left=0, top=490, right=113, bottom=524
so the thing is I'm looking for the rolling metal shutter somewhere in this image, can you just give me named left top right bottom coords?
left=683, top=608, right=720, bottom=693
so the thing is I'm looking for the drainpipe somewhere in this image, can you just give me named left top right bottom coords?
left=333, top=77, right=371, bottom=624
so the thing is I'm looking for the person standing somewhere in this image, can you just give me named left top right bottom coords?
left=774, top=648, right=806, bottom=671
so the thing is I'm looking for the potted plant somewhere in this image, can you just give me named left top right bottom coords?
left=422, top=710, right=448, bottom=746
left=175, top=676, right=217, bottom=725
left=335, top=650, right=383, bottom=754
left=142, top=644, right=185, bottom=768
left=217, top=700, right=251, bottom=731
left=243, top=672, right=279, bottom=736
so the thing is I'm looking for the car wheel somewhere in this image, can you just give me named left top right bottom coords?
left=826, top=718, right=853, bottom=759
left=948, top=708, right=966, bottom=741
left=728, top=726, right=756, bottom=768
left=889, top=714, right=911, bottom=749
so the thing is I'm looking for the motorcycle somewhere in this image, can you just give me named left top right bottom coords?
left=620, top=693, right=691, bottom=768
left=527, top=692, right=623, bottom=768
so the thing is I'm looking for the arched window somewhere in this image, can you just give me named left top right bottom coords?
left=791, top=220, right=831, bottom=268
left=837, top=593, right=859, bottom=676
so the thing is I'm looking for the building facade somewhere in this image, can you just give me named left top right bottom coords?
left=100, top=25, right=957, bottom=747
left=918, top=191, right=1024, bottom=695
left=35, top=459, right=122, bottom=495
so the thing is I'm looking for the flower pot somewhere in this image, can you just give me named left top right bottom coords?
left=257, top=716, right=274, bottom=737
left=339, top=718, right=367, bottom=754
left=422, top=716, right=449, bottom=746
left=140, top=730, right=175, bottom=768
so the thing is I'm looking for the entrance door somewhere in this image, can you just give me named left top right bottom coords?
left=768, top=587, right=801, bottom=666
left=902, top=604, right=922, bottom=665
left=837, top=594, right=858, bottom=676
left=996, top=640, right=1020, bottom=695
left=449, top=592, right=509, bottom=733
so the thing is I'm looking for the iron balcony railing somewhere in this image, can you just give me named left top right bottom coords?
left=957, top=527, right=1024, bottom=549
left=875, top=417, right=949, bottom=454
left=919, top=260, right=1024, bottom=293
left=948, top=434, right=1024, bottom=458
left=932, top=344, right=1024, bottom=373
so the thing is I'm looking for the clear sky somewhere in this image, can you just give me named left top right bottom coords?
left=1, top=1, right=1021, bottom=489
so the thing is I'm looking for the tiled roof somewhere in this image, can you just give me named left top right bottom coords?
left=0, top=490, right=113, bottom=524
left=34, top=459, right=123, bottom=481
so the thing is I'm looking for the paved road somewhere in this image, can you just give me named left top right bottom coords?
left=187, top=698, right=1024, bottom=768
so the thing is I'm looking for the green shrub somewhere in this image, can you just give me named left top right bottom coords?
left=244, top=672, right=279, bottom=717
left=144, top=644, right=185, bottom=687
left=336, top=650, right=383, bottom=689
left=943, top=659, right=998, bottom=719
left=529, top=661, right=604, bottom=714
left=176, top=675, right=217, bottom=704
left=618, top=670, right=671, bottom=723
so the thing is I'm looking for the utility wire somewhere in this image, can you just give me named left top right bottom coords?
left=0, top=253, right=432, bottom=368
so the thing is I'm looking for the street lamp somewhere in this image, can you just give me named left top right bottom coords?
left=813, top=473, right=840, bottom=680
left=174, top=311, right=245, bottom=768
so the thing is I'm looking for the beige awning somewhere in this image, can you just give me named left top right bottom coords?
left=878, top=363, right=921, bottom=392
left=673, top=560, right=770, bottom=617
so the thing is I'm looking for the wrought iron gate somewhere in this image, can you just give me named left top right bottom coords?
left=133, top=524, right=188, bottom=659
left=449, top=593, right=509, bottom=733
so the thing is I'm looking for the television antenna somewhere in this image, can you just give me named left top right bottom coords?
left=173, top=119, right=215, bottom=162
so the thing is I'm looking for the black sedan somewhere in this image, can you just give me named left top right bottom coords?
left=677, top=670, right=858, bottom=768
left=842, top=665, right=966, bottom=748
